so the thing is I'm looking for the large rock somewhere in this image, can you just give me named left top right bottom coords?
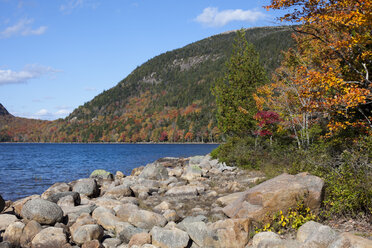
left=92, top=207, right=120, bottom=231
left=329, top=232, right=372, bottom=248
left=31, top=227, right=67, bottom=248
left=128, top=232, right=151, bottom=247
left=21, top=198, right=63, bottom=225
left=150, top=226, right=190, bottom=248
left=182, top=221, right=209, bottom=247
left=115, top=203, right=139, bottom=222
left=12, top=195, right=40, bottom=216
left=128, top=209, right=167, bottom=230
left=297, top=221, right=339, bottom=247
left=0, top=214, right=18, bottom=231
left=41, top=182, right=71, bottom=199
left=47, top=191, right=81, bottom=206
left=216, top=192, right=245, bottom=206
left=115, top=222, right=145, bottom=243
left=165, top=185, right=200, bottom=197
left=71, top=224, right=104, bottom=245
left=104, top=185, right=133, bottom=199
left=73, top=179, right=99, bottom=197
left=0, top=195, right=5, bottom=212
left=139, top=163, right=169, bottom=180
left=3, top=222, right=25, bottom=247
left=20, top=220, right=42, bottom=248
left=90, top=169, right=113, bottom=180
left=70, top=213, right=97, bottom=234
left=223, top=173, right=324, bottom=222
left=204, top=218, right=251, bottom=248
left=181, top=165, right=202, bottom=181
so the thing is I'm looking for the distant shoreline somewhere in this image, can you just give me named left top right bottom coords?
left=0, top=142, right=220, bottom=145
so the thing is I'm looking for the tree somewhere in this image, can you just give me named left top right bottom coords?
left=266, top=0, right=371, bottom=135
left=212, top=29, right=268, bottom=136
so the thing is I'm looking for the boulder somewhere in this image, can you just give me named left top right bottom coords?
left=154, top=201, right=170, bottom=213
left=251, top=231, right=281, bottom=247
left=0, top=194, right=5, bottom=212
left=41, top=182, right=71, bottom=199
left=115, top=171, right=125, bottom=179
left=82, top=240, right=104, bottom=248
left=70, top=213, right=97, bottom=234
left=0, top=214, right=18, bottom=231
left=93, top=197, right=122, bottom=210
left=131, top=166, right=145, bottom=176
left=20, top=220, right=42, bottom=248
left=102, top=238, right=122, bottom=247
left=128, top=232, right=151, bottom=247
left=204, top=218, right=251, bottom=248
left=71, top=224, right=104, bottom=245
left=216, top=192, right=244, bottom=206
left=104, top=185, right=133, bottom=199
left=31, top=227, right=67, bottom=248
left=223, top=173, right=324, bottom=222
left=73, top=179, right=99, bottom=197
left=114, top=203, right=139, bottom=222
left=115, top=222, right=145, bottom=243
left=165, top=185, right=200, bottom=197
left=188, top=156, right=204, bottom=166
left=48, top=191, right=81, bottom=206
left=92, top=207, right=120, bottom=232
left=128, top=209, right=167, bottom=230
left=139, top=163, right=169, bottom=180
left=182, top=221, right=208, bottom=247
left=61, top=204, right=97, bottom=216
left=90, top=169, right=114, bottom=180
left=296, top=221, right=339, bottom=247
left=177, top=215, right=208, bottom=231
left=329, top=232, right=372, bottom=248
left=0, top=242, right=11, bottom=248
left=3, top=221, right=25, bottom=247
left=163, top=210, right=180, bottom=222
left=12, top=195, right=40, bottom=216
left=21, top=198, right=63, bottom=225
left=181, top=165, right=202, bottom=181
left=150, top=226, right=190, bottom=248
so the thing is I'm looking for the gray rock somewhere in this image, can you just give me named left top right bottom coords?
left=104, top=185, right=133, bottom=199
left=163, top=209, right=180, bottom=222
left=177, top=215, right=208, bottom=231
left=0, top=214, right=18, bottom=231
left=90, top=169, right=114, bottom=180
left=31, top=227, right=67, bottom=248
left=41, top=182, right=71, bottom=199
left=72, top=224, right=104, bottom=245
left=329, top=232, right=372, bottom=248
left=20, top=220, right=42, bottom=248
left=61, top=204, right=97, bottom=216
left=128, top=209, right=167, bottom=230
left=188, top=156, right=204, bottom=166
left=0, top=242, right=11, bottom=248
left=115, top=222, right=145, bottom=243
left=92, top=207, right=121, bottom=232
left=73, top=179, right=99, bottom=197
left=21, top=198, right=63, bottom=225
left=139, top=163, right=169, bottom=180
left=0, top=194, right=5, bottom=212
left=251, top=231, right=281, bottom=247
left=223, top=173, right=324, bottom=222
left=102, top=238, right=122, bottom=248
left=297, top=221, right=339, bottom=247
left=165, top=185, right=200, bottom=197
left=182, top=221, right=208, bottom=247
left=114, top=203, right=139, bottom=222
left=3, top=221, right=25, bottom=247
left=150, top=226, right=190, bottom=248
left=48, top=191, right=81, bottom=206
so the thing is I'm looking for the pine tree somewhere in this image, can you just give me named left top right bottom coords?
left=212, top=29, right=268, bottom=136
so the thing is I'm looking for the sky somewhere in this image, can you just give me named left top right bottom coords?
left=0, top=0, right=292, bottom=120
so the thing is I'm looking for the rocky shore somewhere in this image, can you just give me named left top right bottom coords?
left=0, top=155, right=371, bottom=248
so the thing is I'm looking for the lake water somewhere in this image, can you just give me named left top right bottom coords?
left=0, top=143, right=218, bottom=201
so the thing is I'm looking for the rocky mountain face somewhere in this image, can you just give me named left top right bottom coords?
left=0, top=104, right=11, bottom=116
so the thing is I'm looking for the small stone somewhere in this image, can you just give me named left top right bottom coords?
left=102, top=238, right=122, bottom=248
left=154, top=201, right=170, bottom=212
left=163, top=209, right=180, bottom=222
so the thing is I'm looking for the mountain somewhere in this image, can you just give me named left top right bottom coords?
left=0, top=104, right=11, bottom=116
left=0, top=26, right=296, bottom=142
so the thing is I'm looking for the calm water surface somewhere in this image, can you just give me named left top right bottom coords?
left=0, top=143, right=218, bottom=201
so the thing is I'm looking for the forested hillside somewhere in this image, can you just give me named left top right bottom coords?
left=0, top=26, right=295, bottom=142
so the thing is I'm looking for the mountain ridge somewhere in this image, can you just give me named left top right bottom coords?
left=0, top=26, right=295, bottom=142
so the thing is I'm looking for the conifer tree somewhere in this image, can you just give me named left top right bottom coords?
left=212, top=29, right=268, bottom=136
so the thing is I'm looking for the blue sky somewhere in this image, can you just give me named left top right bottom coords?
left=0, top=0, right=290, bottom=120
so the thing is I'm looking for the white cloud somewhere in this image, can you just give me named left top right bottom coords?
left=32, top=108, right=72, bottom=120
left=0, top=64, right=59, bottom=85
left=0, top=18, right=47, bottom=38
left=60, top=0, right=99, bottom=14
left=195, top=7, right=266, bottom=27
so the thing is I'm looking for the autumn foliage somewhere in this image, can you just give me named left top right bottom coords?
left=263, top=0, right=371, bottom=136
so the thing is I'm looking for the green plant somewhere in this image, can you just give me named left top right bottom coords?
left=255, top=201, right=317, bottom=234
